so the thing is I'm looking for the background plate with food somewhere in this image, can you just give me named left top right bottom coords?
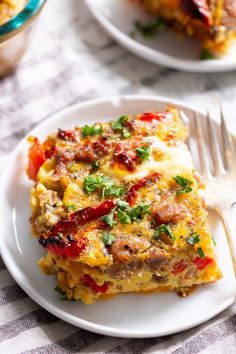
left=85, top=0, right=236, bottom=72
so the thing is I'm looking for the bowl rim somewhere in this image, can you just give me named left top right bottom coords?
left=0, top=0, right=47, bottom=40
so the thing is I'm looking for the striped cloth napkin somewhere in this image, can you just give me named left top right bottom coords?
left=1, top=5, right=236, bottom=354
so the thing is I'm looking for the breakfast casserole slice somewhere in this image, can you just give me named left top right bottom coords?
left=133, top=0, right=236, bottom=55
left=28, top=107, right=221, bottom=304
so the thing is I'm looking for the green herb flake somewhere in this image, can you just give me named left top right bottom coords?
left=81, top=124, right=103, bottom=137
left=153, top=224, right=175, bottom=241
left=102, top=231, right=115, bottom=246
left=54, top=286, right=69, bottom=301
left=84, top=174, right=125, bottom=198
left=134, top=18, right=166, bottom=38
left=200, top=49, right=215, bottom=60
left=102, top=185, right=126, bottom=199
left=117, top=200, right=129, bottom=211
left=129, top=204, right=150, bottom=222
left=197, top=247, right=205, bottom=258
left=112, top=115, right=129, bottom=131
left=122, top=128, right=131, bottom=139
left=212, top=237, right=216, bottom=246
left=186, top=233, right=200, bottom=245
left=91, top=161, right=100, bottom=172
left=66, top=204, right=77, bottom=212
left=83, top=174, right=110, bottom=194
left=174, top=175, right=193, bottom=196
left=117, top=209, right=131, bottom=224
left=136, top=146, right=151, bottom=161
left=102, top=208, right=117, bottom=228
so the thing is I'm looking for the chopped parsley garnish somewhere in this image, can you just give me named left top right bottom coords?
left=102, top=232, right=115, bottom=246
left=83, top=174, right=125, bottom=198
left=112, top=115, right=129, bottom=131
left=102, top=208, right=117, bottom=228
left=81, top=124, right=103, bottom=137
left=102, top=201, right=150, bottom=227
left=154, top=224, right=175, bottom=241
left=117, top=202, right=150, bottom=224
left=136, top=146, right=151, bottom=161
left=122, top=128, right=131, bottom=139
left=133, top=18, right=166, bottom=38
left=129, top=204, right=150, bottom=221
left=197, top=247, right=205, bottom=258
left=186, top=233, right=200, bottom=245
left=66, top=204, right=77, bottom=212
left=117, top=200, right=129, bottom=211
left=102, top=185, right=126, bottom=199
left=111, top=115, right=131, bottom=139
left=117, top=209, right=131, bottom=224
left=91, top=161, right=99, bottom=172
left=174, top=175, right=193, bottom=196
left=54, top=286, right=69, bottom=300
left=83, top=174, right=110, bottom=194
left=200, top=49, right=215, bottom=60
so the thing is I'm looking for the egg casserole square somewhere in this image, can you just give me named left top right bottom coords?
left=28, top=107, right=221, bottom=304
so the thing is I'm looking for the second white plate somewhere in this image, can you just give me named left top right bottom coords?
left=85, top=0, right=236, bottom=73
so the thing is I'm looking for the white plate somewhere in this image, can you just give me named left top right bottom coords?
left=85, top=0, right=236, bottom=73
left=0, top=95, right=235, bottom=338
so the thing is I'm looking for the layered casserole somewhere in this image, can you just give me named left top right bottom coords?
left=28, top=107, right=221, bottom=304
left=134, top=0, right=236, bottom=55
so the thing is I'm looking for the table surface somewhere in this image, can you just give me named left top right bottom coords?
left=0, top=1, right=236, bottom=353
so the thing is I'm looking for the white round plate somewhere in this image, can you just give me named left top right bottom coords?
left=85, top=0, right=236, bottom=73
left=0, top=95, right=235, bottom=338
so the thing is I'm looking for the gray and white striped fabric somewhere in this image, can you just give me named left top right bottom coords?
left=0, top=0, right=236, bottom=352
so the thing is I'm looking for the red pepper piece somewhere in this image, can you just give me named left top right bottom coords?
left=50, top=200, right=116, bottom=237
left=181, top=0, right=211, bottom=26
left=42, top=138, right=57, bottom=159
left=172, top=260, right=187, bottom=275
left=139, top=112, right=166, bottom=123
left=47, top=238, right=87, bottom=258
left=193, top=256, right=212, bottom=269
left=27, top=137, right=46, bottom=181
left=58, top=129, right=77, bottom=142
left=127, top=173, right=161, bottom=206
left=80, top=274, right=108, bottom=293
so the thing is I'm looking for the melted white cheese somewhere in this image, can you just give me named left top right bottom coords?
left=124, top=137, right=193, bottom=181
left=101, top=136, right=193, bottom=182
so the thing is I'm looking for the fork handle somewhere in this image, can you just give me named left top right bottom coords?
left=217, top=207, right=236, bottom=277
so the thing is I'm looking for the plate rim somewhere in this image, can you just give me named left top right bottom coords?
left=84, top=0, right=236, bottom=73
left=0, top=94, right=235, bottom=338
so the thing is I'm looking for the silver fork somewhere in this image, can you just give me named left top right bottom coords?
left=190, top=110, right=236, bottom=276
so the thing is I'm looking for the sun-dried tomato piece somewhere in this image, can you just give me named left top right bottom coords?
left=113, top=142, right=139, bottom=172
left=172, top=260, right=187, bottom=275
left=139, top=112, right=166, bottom=123
left=181, top=0, right=211, bottom=26
left=127, top=173, right=161, bottom=206
left=80, top=274, right=108, bottom=293
left=115, top=152, right=137, bottom=171
left=49, top=200, right=116, bottom=237
left=58, top=129, right=77, bottom=142
left=27, top=137, right=46, bottom=181
left=76, top=136, right=110, bottom=163
left=193, top=256, right=212, bottom=269
left=47, top=238, right=87, bottom=258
